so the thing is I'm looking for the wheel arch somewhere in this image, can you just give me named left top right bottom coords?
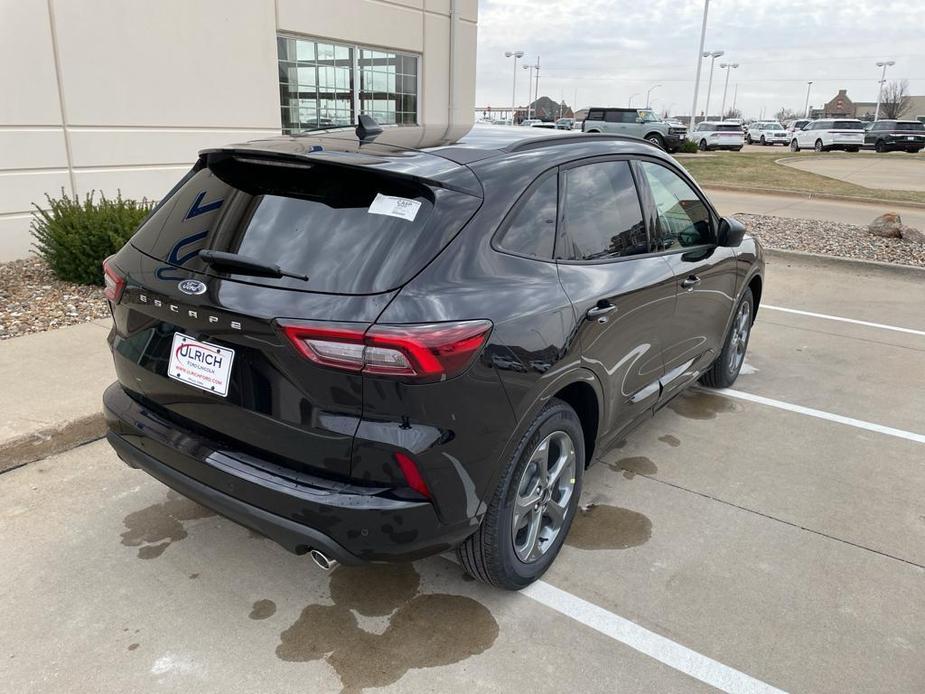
left=552, top=380, right=600, bottom=467
left=747, top=273, right=763, bottom=317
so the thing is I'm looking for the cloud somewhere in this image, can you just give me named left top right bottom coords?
left=475, top=0, right=925, bottom=118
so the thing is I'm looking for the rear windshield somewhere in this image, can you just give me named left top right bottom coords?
left=716, top=124, right=743, bottom=132
left=895, top=122, right=925, bottom=131
left=833, top=121, right=864, bottom=130
left=130, top=155, right=478, bottom=294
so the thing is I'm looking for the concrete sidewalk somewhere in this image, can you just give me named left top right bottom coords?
left=0, top=319, right=113, bottom=471
left=705, top=187, right=925, bottom=228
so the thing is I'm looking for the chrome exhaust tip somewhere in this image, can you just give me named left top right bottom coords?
left=309, top=549, right=339, bottom=572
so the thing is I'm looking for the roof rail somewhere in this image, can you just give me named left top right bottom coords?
left=505, top=133, right=662, bottom=153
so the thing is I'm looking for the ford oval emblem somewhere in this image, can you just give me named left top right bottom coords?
left=178, top=279, right=207, bottom=296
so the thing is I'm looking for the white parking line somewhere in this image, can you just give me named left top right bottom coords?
left=712, top=388, right=925, bottom=444
left=523, top=580, right=786, bottom=694
left=763, top=305, right=925, bottom=337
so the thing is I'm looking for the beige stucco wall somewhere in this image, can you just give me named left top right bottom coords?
left=0, top=0, right=477, bottom=260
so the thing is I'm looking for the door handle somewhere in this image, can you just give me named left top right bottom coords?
left=586, top=303, right=617, bottom=322
left=681, top=275, right=701, bottom=291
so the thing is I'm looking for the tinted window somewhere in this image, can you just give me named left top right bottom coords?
left=834, top=121, right=864, bottom=130
left=716, top=124, right=743, bottom=132
left=130, top=158, right=477, bottom=294
left=559, top=161, right=647, bottom=261
left=896, top=122, right=925, bottom=131
left=638, top=162, right=713, bottom=251
left=604, top=110, right=624, bottom=123
left=497, top=173, right=557, bottom=259
left=587, top=109, right=605, bottom=121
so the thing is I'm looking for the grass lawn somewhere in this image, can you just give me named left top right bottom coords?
left=679, top=151, right=925, bottom=205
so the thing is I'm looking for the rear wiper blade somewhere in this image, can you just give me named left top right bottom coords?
left=197, top=250, right=309, bottom=281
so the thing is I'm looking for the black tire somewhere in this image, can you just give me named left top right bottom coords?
left=457, top=399, right=585, bottom=590
left=732, top=146, right=743, bottom=152
left=760, top=136, right=766, bottom=146
left=814, top=139, right=825, bottom=152
left=699, top=139, right=709, bottom=151
left=746, top=134, right=753, bottom=144
left=700, top=288, right=755, bottom=389
left=790, top=139, right=800, bottom=152
left=846, top=147, right=860, bottom=153
left=586, top=129, right=601, bottom=134
left=908, top=149, right=922, bottom=154
left=875, top=140, right=885, bottom=153
left=646, top=133, right=665, bottom=150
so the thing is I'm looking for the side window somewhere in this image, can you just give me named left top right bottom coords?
left=638, top=162, right=713, bottom=250
left=559, top=161, right=648, bottom=261
left=604, top=111, right=623, bottom=123
left=587, top=109, right=604, bottom=121
left=496, top=173, right=558, bottom=259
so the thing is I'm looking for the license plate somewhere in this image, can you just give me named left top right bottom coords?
left=168, top=333, right=235, bottom=397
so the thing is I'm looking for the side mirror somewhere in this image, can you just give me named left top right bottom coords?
left=718, top=216, right=746, bottom=247
left=636, top=117, right=645, bottom=124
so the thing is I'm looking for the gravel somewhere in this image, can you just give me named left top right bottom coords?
left=735, top=213, right=925, bottom=268
left=0, top=257, right=109, bottom=340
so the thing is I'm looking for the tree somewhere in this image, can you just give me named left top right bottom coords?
left=724, top=107, right=743, bottom=120
left=879, top=79, right=910, bottom=119
left=774, top=107, right=798, bottom=123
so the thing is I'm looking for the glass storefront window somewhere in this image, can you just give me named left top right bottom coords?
left=277, top=35, right=419, bottom=133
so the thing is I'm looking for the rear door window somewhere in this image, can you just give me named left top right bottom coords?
left=834, top=121, right=864, bottom=130
left=130, top=156, right=479, bottom=294
left=558, top=161, right=648, bottom=261
left=496, top=172, right=557, bottom=259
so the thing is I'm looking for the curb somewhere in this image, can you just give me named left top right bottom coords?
left=764, top=247, right=925, bottom=279
left=0, top=413, right=106, bottom=474
left=701, top=183, right=925, bottom=210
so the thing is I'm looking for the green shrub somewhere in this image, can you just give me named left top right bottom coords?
left=31, top=190, right=153, bottom=286
left=677, top=140, right=699, bottom=154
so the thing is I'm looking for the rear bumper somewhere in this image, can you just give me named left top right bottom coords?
left=103, top=382, right=476, bottom=563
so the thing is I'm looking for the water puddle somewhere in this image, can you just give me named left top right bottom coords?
left=608, top=456, right=658, bottom=480
left=566, top=504, right=652, bottom=550
left=120, top=491, right=214, bottom=559
left=275, top=564, right=498, bottom=691
left=658, top=434, right=681, bottom=447
left=249, top=599, right=277, bottom=620
left=668, top=391, right=737, bottom=420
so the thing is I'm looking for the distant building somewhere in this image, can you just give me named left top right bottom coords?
left=820, top=90, right=925, bottom=120
left=823, top=89, right=855, bottom=117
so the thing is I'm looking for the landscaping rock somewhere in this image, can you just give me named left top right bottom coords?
left=900, top=226, right=925, bottom=244
left=868, top=213, right=904, bottom=238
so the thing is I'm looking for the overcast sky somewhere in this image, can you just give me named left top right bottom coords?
left=475, top=0, right=925, bottom=119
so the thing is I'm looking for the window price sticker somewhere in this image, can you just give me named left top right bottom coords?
left=368, top=193, right=422, bottom=222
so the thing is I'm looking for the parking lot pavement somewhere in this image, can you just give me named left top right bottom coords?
left=1, top=254, right=923, bottom=693
left=780, top=156, right=925, bottom=192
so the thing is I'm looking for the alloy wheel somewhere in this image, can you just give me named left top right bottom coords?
left=511, top=431, right=577, bottom=563
left=727, top=300, right=751, bottom=373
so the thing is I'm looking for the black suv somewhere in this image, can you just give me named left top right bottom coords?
left=863, top=119, right=925, bottom=153
left=102, top=124, right=763, bottom=590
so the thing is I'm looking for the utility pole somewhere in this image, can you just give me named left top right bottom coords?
left=533, top=56, right=541, bottom=119
left=874, top=60, right=895, bottom=121
left=689, top=0, right=710, bottom=127
left=719, top=63, right=738, bottom=119
left=803, top=81, right=813, bottom=118
left=703, top=50, right=724, bottom=121
left=505, top=50, right=524, bottom=124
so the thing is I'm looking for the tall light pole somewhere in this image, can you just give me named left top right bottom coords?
left=628, top=93, right=640, bottom=107
left=703, top=50, right=724, bottom=121
left=803, top=81, right=813, bottom=118
left=522, top=64, right=534, bottom=119
left=731, top=83, right=739, bottom=113
left=505, top=50, right=524, bottom=124
left=689, top=0, right=711, bottom=127
left=719, top=63, right=738, bottom=118
left=531, top=56, right=541, bottom=118
left=874, top=60, right=895, bottom=121
left=646, top=84, right=662, bottom=107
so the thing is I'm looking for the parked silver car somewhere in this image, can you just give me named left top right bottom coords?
left=581, top=107, right=687, bottom=153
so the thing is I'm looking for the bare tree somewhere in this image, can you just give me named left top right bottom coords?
left=774, top=107, right=798, bottom=123
left=724, top=107, right=743, bottom=120
left=879, top=79, right=910, bottom=119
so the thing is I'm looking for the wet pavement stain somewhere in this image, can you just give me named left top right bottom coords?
left=609, top=456, right=658, bottom=480
left=668, top=391, right=737, bottom=420
left=120, top=491, right=215, bottom=559
left=658, top=434, right=681, bottom=447
left=566, top=504, right=652, bottom=550
left=249, top=599, right=277, bottom=620
left=275, top=564, right=498, bottom=691
left=127, top=643, right=139, bottom=652
left=189, top=573, right=200, bottom=580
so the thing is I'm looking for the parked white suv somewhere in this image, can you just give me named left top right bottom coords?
left=689, top=121, right=745, bottom=151
left=790, top=119, right=865, bottom=152
left=746, top=121, right=788, bottom=146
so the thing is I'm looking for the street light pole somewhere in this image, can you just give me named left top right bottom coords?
left=533, top=56, right=541, bottom=118
left=874, top=60, right=895, bottom=121
left=523, top=64, right=534, bottom=119
left=689, top=0, right=710, bottom=127
left=505, top=50, right=524, bottom=124
left=719, top=63, right=738, bottom=118
left=646, top=84, right=662, bottom=107
left=732, top=83, right=738, bottom=113
left=703, top=50, right=724, bottom=121
left=803, top=81, right=813, bottom=118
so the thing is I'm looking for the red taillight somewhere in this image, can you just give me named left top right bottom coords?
left=279, top=320, right=492, bottom=383
left=102, top=258, right=125, bottom=303
left=394, top=452, right=431, bottom=498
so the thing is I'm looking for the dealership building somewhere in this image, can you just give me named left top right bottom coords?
left=0, top=0, right=478, bottom=260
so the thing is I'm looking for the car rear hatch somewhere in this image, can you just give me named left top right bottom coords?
left=105, top=137, right=482, bottom=482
